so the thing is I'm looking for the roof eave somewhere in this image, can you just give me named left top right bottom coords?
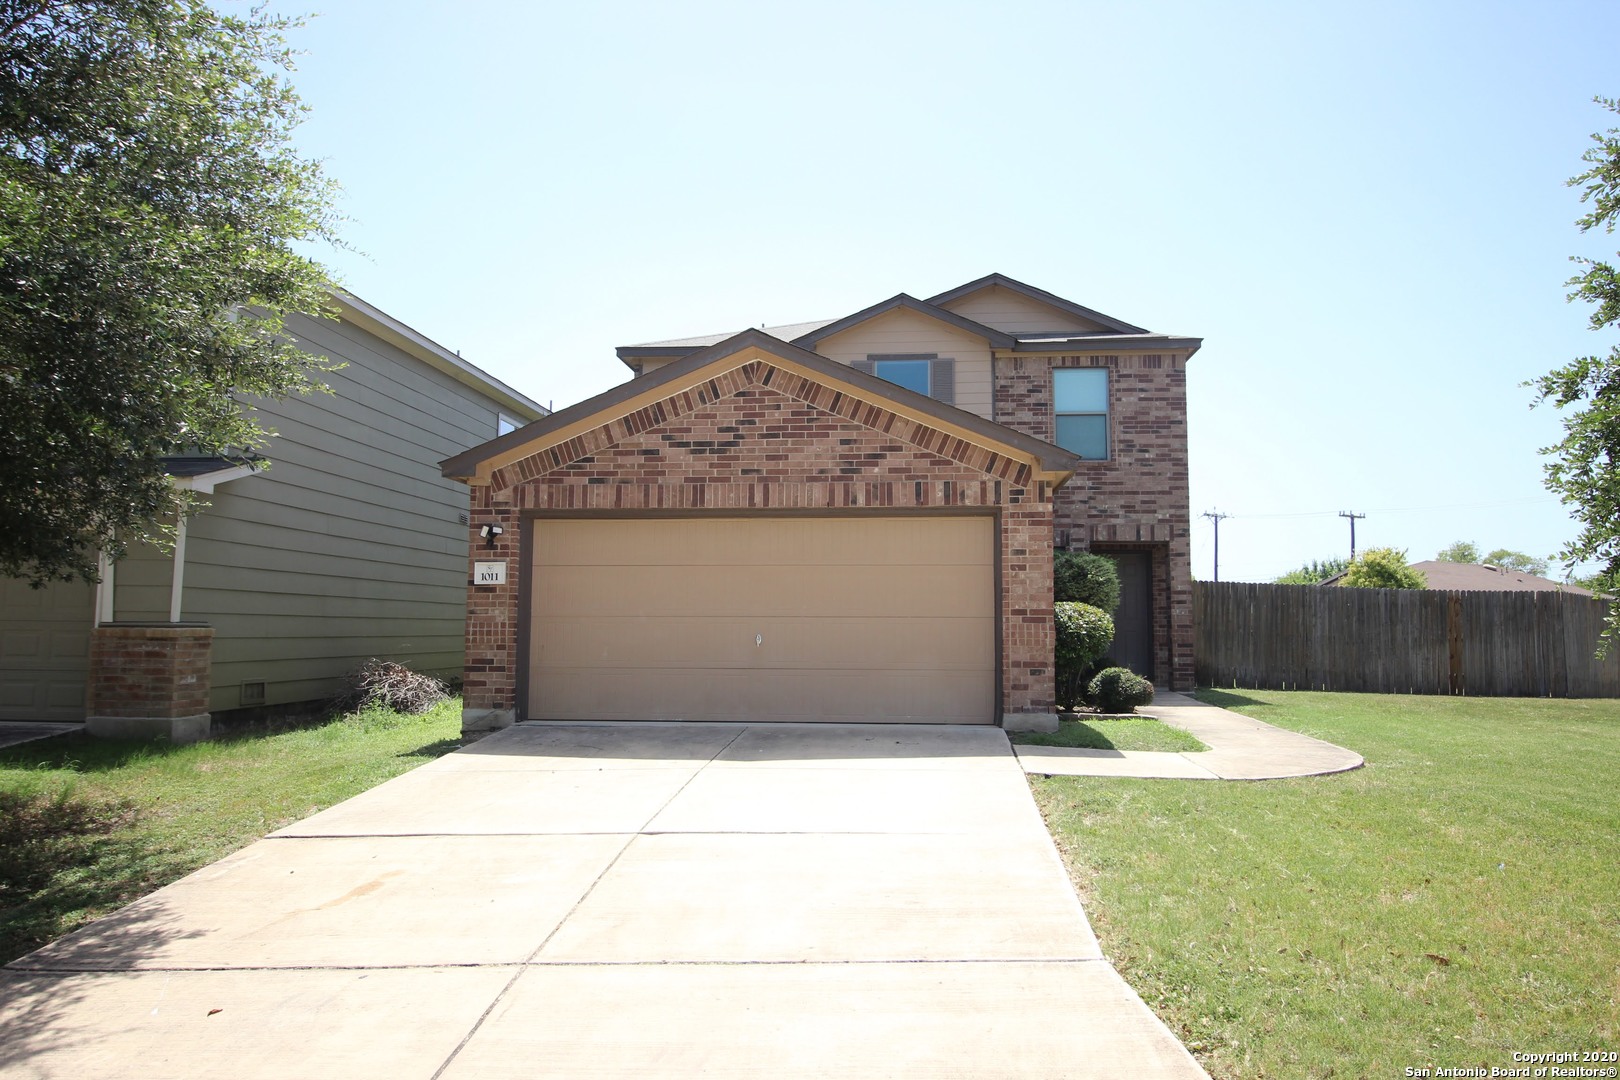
left=326, top=289, right=548, bottom=420
left=1007, top=336, right=1204, bottom=355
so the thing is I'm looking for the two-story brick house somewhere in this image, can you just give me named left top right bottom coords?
left=443, top=274, right=1198, bottom=734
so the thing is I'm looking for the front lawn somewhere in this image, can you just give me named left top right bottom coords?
left=1031, top=690, right=1620, bottom=1079
left=1012, top=716, right=1207, bottom=752
left=0, top=698, right=463, bottom=965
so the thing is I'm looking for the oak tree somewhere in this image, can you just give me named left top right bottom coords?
left=1530, top=96, right=1620, bottom=645
left=0, top=0, right=338, bottom=584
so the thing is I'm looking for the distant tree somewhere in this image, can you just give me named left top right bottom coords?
left=1053, top=550, right=1121, bottom=612
left=1436, top=541, right=1549, bottom=576
left=1482, top=549, right=1550, bottom=577
left=1340, top=548, right=1427, bottom=590
left=1529, top=96, right=1620, bottom=648
left=0, top=1, right=339, bottom=585
left=1275, top=556, right=1350, bottom=585
left=1435, top=541, right=1482, bottom=563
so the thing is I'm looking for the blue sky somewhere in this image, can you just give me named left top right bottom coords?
left=267, top=0, right=1620, bottom=583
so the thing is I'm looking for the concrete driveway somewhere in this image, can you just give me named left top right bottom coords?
left=1, top=722, right=1207, bottom=1078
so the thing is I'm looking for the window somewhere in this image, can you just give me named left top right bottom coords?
left=497, top=412, right=519, bottom=436
left=872, top=358, right=932, bottom=396
left=1054, top=368, right=1108, bottom=459
left=855, top=354, right=956, bottom=405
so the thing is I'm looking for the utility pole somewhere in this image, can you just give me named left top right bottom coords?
left=1202, top=510, right=1229, bottom=582
left=1339, top=510, right=1366, bottom=561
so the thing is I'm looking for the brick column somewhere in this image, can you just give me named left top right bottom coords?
left=462, top=483, right=519, bottom=734
left=85, top=624, right=214, bottom=743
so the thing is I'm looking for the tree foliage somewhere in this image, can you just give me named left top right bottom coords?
left=1275, top=556, right=1349, bottom=585
left=1530, top=96, right=1620, bottom=645
left=1434, top=540, right=1482, bottom=564
left=1482, top=549, right=1550, bottom=577
left=0, top=0, right=338, bottom=584
left=1436, top=541, right=1549, bottom=577
left=1053, top=550, right=1121, bottom=611
left=1340, top=547, right=1426, bottom=590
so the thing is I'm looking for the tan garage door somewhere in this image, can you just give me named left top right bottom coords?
left=0, top=577, right=92, bottom=722
left=528, top=516, right=995, bottom=724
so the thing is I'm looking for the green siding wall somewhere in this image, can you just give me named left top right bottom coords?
left=118, top=312, right=520, bottom=713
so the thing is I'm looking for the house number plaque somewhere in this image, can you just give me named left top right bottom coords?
left=474, top=561, right=507, bottom=586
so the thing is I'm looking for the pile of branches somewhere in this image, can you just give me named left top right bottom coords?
left=341, top=659, right=448, bottom=714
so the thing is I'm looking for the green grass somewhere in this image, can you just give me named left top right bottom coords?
left=0, top=698, right=462, bottom=965
left=1030, top=690, right=1620, bottom=1079
left=1011, top=716, right=1207, bottom=752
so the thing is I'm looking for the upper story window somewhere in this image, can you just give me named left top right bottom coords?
left=856, top=354, right=956, bottom=405
left=1054, top=368, right=1108, bottom=459
left=498, top=413, right=519, bottom=436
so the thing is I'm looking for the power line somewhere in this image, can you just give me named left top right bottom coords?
left=1218, top=495, right=1559, bottom=521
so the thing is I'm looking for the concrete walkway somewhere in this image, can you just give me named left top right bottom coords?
left=1015, top=691, right=1364, bottom=780
left=1, top=722, right=1208, bottom=1079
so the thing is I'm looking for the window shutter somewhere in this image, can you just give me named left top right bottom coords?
left=851, top=359, right=875, bottom=376
left=930, top=358, right=955, bottom=405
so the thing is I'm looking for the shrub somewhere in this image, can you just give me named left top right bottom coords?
left=1053, top=602, right=1114, bottom=710
left=342, top=659, right=449, bottom=714
left=1340, top=547, right=1427, bottom=589
left=1054, top=550, right=1121, bottom=612
left=1088, top=666, right=1155, bottom=713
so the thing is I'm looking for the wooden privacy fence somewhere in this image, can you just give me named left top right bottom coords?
left=1194, top=581, right=1620, bottom=697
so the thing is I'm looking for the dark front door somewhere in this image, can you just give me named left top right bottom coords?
left=1109, top=552, right=1154, bottom=681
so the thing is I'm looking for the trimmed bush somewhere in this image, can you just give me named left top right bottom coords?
left=1054, top=550, right=1121, bottom=612
left=1054, top=602, right=1114, bottom=710
left=1088, top=666, right=1155, bottom=714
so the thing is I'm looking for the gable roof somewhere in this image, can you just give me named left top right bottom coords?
left=926, top=273, right=1151, bottom=335
left=788, top=294, right=1017, bottom=351
left=444, top=328, right=1081, bottom=484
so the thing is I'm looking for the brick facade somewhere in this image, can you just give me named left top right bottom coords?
left=85, top=623, right=214, bottom=742
left=992, top=353, right=1194, bottom=690
left=87, top=624, right=214, bottom=718
left=462, top=359, right=1059, bottom=724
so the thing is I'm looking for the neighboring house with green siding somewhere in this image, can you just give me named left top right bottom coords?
left=0, top=292, right=546, bottom=726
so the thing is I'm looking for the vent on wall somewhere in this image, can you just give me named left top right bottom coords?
left=239, top=681, right=267, bottom=707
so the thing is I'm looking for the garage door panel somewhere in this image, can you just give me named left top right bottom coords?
left=535, top=565, right=992, bottom=619
left=741, top=671, right=993, bottom=722
left=534, top=668, right=749, bottom=722
left=535, top=517, right=993, bottom=568
left=533, top=615, right=995, bottom=669
left=532, top=668, right=991, bottom=724
left=528, top=517, right=995, bottom=725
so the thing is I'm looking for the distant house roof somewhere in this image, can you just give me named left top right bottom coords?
left=1323, top=560, right=1594, bottom=596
